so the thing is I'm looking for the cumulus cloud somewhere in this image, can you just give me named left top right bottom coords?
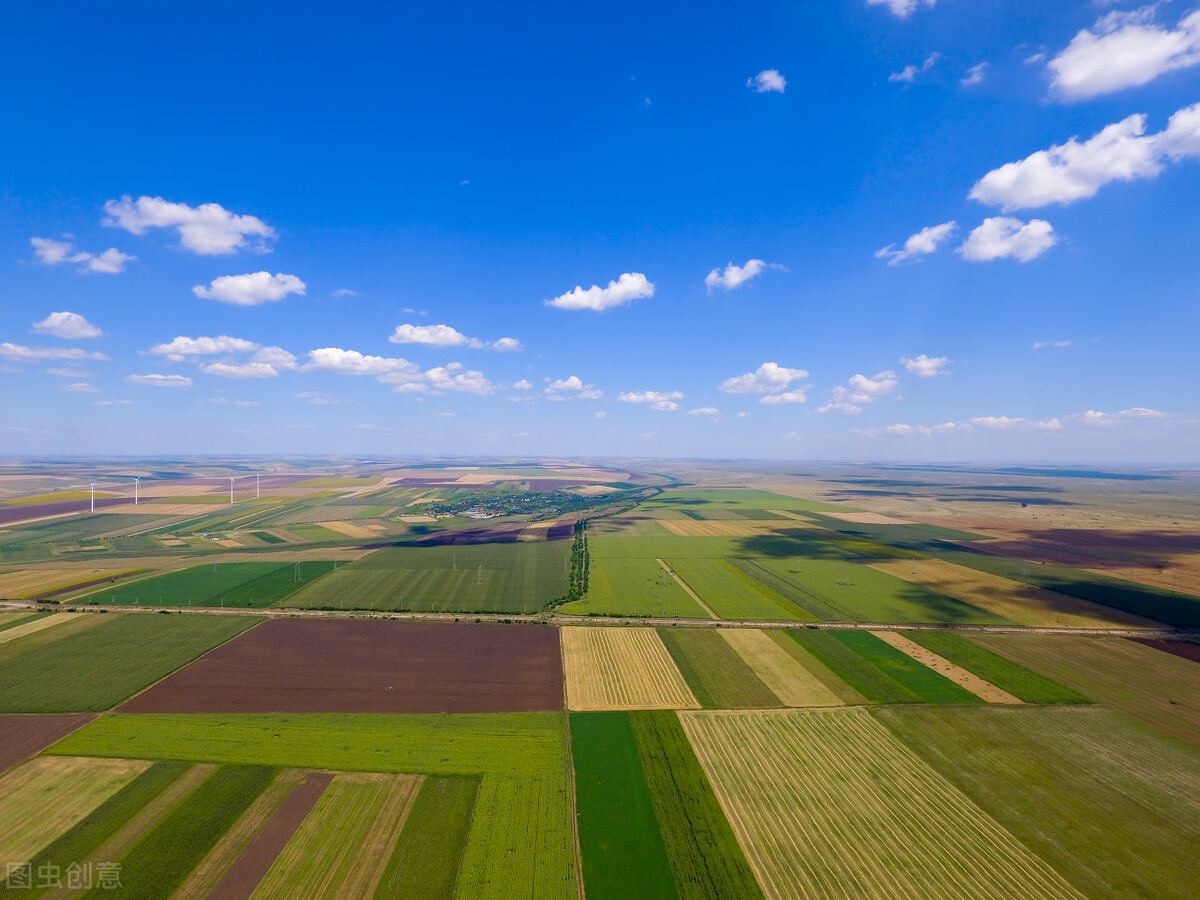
left=148, top=335, right=259, bottom=362
left=126, top=373, right=192, bottom=387
left=422, top=363, right=494, bottom=395
left=388, top=324, right=523, bottom=352
left=1072, top=406, right=1166, bottom=426
left=687, top=407, right=720, bottom=416
left=959, top=217, right=1057, bottom=262
left=303, top=347, right=418, bottom=376
left=901, top=354, right=950, bottom=376
left=889, top=52, right=940, bottom=83
left=545, top=376, right=602, bottom=400
left=31, top=312, right=102, bottom=339
left=251, top=346, right=298, bottom=369
left=818, top=371, right=900, bottom=414
left=961, top=62, right=989, bottom=86
left=969, top=103, right=1200, bottom=211
left=490, top=337, right=524, bottom=352
left=0, top=343, right=108, bottom=361
left=719, top=362, right=809, bottom=403
left=1032, top=339, right=1073, bottom=349
left=619, top=390, right=683, bottom=411
left=1048, top=8, right=1200, bottom=101
left=512, top=379, right=533, bottom=390
left=875, top=221, right=957, bottom=265
left=30, top=238, right=135, bottom=274
left=704, top=259, right=784, bottom=292
left=545, top=272, right=654, bottom=311
left=867, top=0, right=937, bottom=19
left=295, top=392, right=348, bottom=405
left=747, top=69, right=786, bottom=93
left=103, top=195, right=276, bottom=255
left=193, top=272, right=306, bottom=306
left=332, top=288, right=359, bottom=298
left=60, top=382, right=99, bottom=393
left=970, top=415, right=1025, bottom=428
left=198, top=362, right=280, bottom=378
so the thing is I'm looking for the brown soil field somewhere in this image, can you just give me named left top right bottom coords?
left=1129, top=638, right=1200, bottom=664
left=119, top=619, right=565, bottom=714
left=0, top=714, right=96, bottom=774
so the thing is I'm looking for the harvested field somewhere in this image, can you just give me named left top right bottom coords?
left=301, top=519, right=376, bottom=539
left=765, top=632, right=865, bottom=704
left=563, top=627, right=698, bottom=711
left=0, top=612, right=86, bottom=645
left=719, top=630, right=843, bottom=707
left=823, top=511, right=917, bottom=524
left=871, top=631, right=1022, bottom=703
left=869, top=558, right=1156, bottom=628
left=660, top=519, right=772, bottom=537
left=657, top=628, right=780, bottom=709
left=681, top=709, right=1086, bottom=900
left=120, top=619, right=564, bottom=714
left=1130, top=637, right=1200, bottom=664
left=0, top=714, right=96, bottom=774
left=0, top=569, right=134, bottom=600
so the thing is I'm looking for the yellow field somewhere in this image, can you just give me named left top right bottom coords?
left=0, top=613, right=88, bottom=646
left=659, top=519, right=772, bottom=537
left=0, top=756, right=149, bottom=865
left=680, top=709, right=1086, bottom=900
left=870, top=631, right=1022, bottom=704
left=823, top=511, right=916, bottom=525
left=719, top=629, right=844, bottom=707
left=0, top=568, right=134, bottom=599
left=316, top=520, right=379, bottom=539
left=869, top=558, right=1157, bottom=628
left=518, top=522, right=553, bottom=542
left=562, top=626, right=699, bottom=710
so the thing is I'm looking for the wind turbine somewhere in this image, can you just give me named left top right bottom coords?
left=229, top=477, right=235, bottom=504
left=134, top=477, right=140, bottom=506
left=256, top=474, right=261, bottom=499
left=90, top=483, right=96, bottom=512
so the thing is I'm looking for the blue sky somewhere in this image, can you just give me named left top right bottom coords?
left=2, top=0, right=1198, bottom=461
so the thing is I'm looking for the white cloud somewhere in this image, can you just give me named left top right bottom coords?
left=423, top=363, right=494, bottom=395
left=619, top=390, right=683, bottom=411
left=46, top=367, right=90, bottom=378
left=303, top=347, right=418, bottom=376
left=961, top=62, right=989, bottom=86
left=687, top=407, right=720, bottom=416
left=747, top=69, right=786, bottom=93
left=875, top=221, right=957, bottom=265
left=126, top=373, right=192, bottom=387
left=901, top=354, right=950, bottom=376
left=545, top=375, right=602, bottom=399
left=31, top=312, right=102, bottom=339
left=1048, top=8, right=1200, bottom=101
left=60, top=382, right=99, bottom=393
left=959, top=217, right=1057, bottom=262
left=512, top=379, right=533, bottom=390
left=103, top=195, right=276, bottom=255
left=490, top=337, right=524, bottom=352
left=1032, top=339, right=1073, bottom=349
left=148, top=335, right=259, bottom=362
left=251, top=346, right=298, bottom=369
left=818, top=371, right=900, bottom=414
left=199, top=362, right=280, bottom=379
left=1072, top=406, right=1167, bottom=426
left=295, top=392, right=348, bottom=405
left=30, top=238, right=135, bottom=274
left=193, top=272, right=306, bottom=306
left=867, top=0, right=937, bottom=19
left=704, top=259, right=784, bottom=292
left=0, top=343, right=107, bottom=361
left=93, top=399, right=132, bottom=406
left=545, top=272, right=654, bottom=311
left=390, top=323, right=474, bottom=347
left=890, top=52, right=940, bottom=83
left=970, top=415, right=1028, bottom=429
left=719, top=362, right=809, bottom=403
left=332, top=288, right=359, bottom=298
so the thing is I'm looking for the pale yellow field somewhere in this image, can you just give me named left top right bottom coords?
left=659, top=519, right=769, bottom=537
left=870, top=631, right=1022, bottom=704
left=0, top=756, right=149, bottom=865
left=101, top=503, right=225, bottom=516
left=719, top=629, right=844, bottom=707
left=313, top=520, right=378, bottom=539
left=680, top=709, right=1086, bottom=900
left=0, top=569, right=132, bottom=599
left=869, top=558, right=1157, bottom=628
left=823, top=511, right=917, bottom=525
left=562, top=626, right=699, bottom=710
left=0, top=613, right=87, bottom=646
left=518, top=522, right=553, bottom=542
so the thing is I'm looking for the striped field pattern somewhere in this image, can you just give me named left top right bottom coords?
left=563, top=627, right=699, bottom=710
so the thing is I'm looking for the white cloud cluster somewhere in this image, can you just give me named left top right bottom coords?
left=719, top=362, right=808, bottom=404
left=619, top=390, right=683, bottom=411
left=704, top=259, right=784, bottom=293
left=818, top=371, right=899, bottom=414
left=687, top=407, right=720, bottom=417
left=1048, top=8, right=1200, bottom=101
left=900, top=354, right=949, bottom=376
left=867, top=0, right=937, bottom=19
left=149, top=335, right=259, bottom=361
left=60, top=382, right=99, bottom=393
left=889, top=52, right=940, bottom=83
left=304, top=348, right=417, bottom=376
left=389, top=323, right=523, bottom=352
left=545, top=376, right=602, bottom=400
left=747, top=69, right=786, bottom=93
left=148, top=335, right=297, bottom=378
left=103, top=195, right=276, bottom=255
left=193, top=272, right=306, bottom=306
left=969, top=103, right=1200, bottom=211
left=303, top=347, right=493, bottom=395
left=875, top=221, right=957, bottom=265
left=859, top=408, right=1169, bottom=438
left=958, top=217, right=1057, bottom=262
left=0, top=343, right=108, bottom=362
left=545, top=272, right=654, bottom=311
left=126, top=373, right=192, bottom=387
left=31, top=312, right=102, bottom=339
left=30, top=238, right=134, bottom=274
left=1032, top=339, right=1072, bottom=350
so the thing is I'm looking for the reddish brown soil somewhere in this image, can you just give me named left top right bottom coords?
left=0, top=714, right=96, bottom=774
left=1129, top=638, right=1200, bottom=664
left=119, top=619, right=565, bottom=713
left=207, top=772, right=334, bottom=900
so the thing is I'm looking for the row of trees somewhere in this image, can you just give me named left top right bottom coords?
left=555, top=520, right=590, bottom=606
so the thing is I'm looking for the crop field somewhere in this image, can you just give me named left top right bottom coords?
left=571, top=712, right=677, bottom=900
left=870, top=631, right=1023, bottom=703
left=657, top=628, right=781, bottom=709
left=0, top=612, right=88, bottom=646
left=763, top=632, right=865, bottom=703
left=283, top=542, right=569, bottom=613
left=969, top=634, right=1200, bottom=746
left=878, top=706, right=1200, bottom=900
left=629, top=711, right=764, bottom=900
left=0, top=614, right=261, bottom=713
left=869, top=558, right=1158, bottom=628
left=719, top=629, right=844, bottom=707
left=0, top=714, right=96, bottom=774
left=563, top=557, right=711, bottom=618
left=83, top=561, right=336, bottom=608
left=667, top=558, right=805, bottom=620
left=121, top=619, right=563, bottom=714
left=0, top=568, right=139, bottom=600
left=562, top=627, right=698, bottom=710
left=680, top=709, right=1086, bottom=900
left=637, top=489, right=841, bottom=513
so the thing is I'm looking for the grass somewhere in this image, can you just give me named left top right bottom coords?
left=900, top=631, right=1091, bottom=704
left=656, top=628, right=780, bottom=709
left=562, top=558, right=710, bottom=618
left=571, top=712, right=678, bottom=900
left=630, top=711, right=764, bottom=900
left=84, top=562, right=291, bottom=607
left=667, top=558, right=805, bottom=621
left=878, top=705, right=1200, bottom=900
left=83, top=764, right=277, bottom=900
left=0, top=614, right=261, bottom=713
left=372, top=775, right=480, bottom=900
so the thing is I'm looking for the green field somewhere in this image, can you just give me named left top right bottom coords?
left=901, top=631, right=1091, bottom=704
left=283, top=543, right=569, bottom=613
left=373, top=776, right=480, bottom=900
left=637, top=489, right=842, bottom=512
left=667, top=558, right=805, bottom=621
left=630, top=711, right=764, bottom=900
left=657, top=628, right=780, bottom=708
left=561, top=558, right=710, bottom=618
left=0, top=614, right=261, bottom=713
left=879, top=705, right=1200, bottom=900
left=571, top=712, right=677, bottom=900
left=84, top=562, right=336, bottom=608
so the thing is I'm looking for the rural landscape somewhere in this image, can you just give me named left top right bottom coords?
left=1, top=457, right=1198, bottom=899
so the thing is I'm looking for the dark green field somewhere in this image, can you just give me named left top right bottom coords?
left=657, top=628, right=780, bottom=709
left=84, top=561, right=336, bottom=608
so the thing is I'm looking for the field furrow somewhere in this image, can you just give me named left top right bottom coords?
left=563, top=627, right=699, bottom=710
left=870, top=632, right=1022, bottom=704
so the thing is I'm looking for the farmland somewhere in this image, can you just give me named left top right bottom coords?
left=83, top=560, right=337, bottom=608
left=657, top=628, right=781, bottom=709
left=562, top=557, right=711, bottom=618
left=666, top=558, right=804, bottom=621
left=562, top=627, right=699, bottom=710
left=718, top=629, right=844, bottom=706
